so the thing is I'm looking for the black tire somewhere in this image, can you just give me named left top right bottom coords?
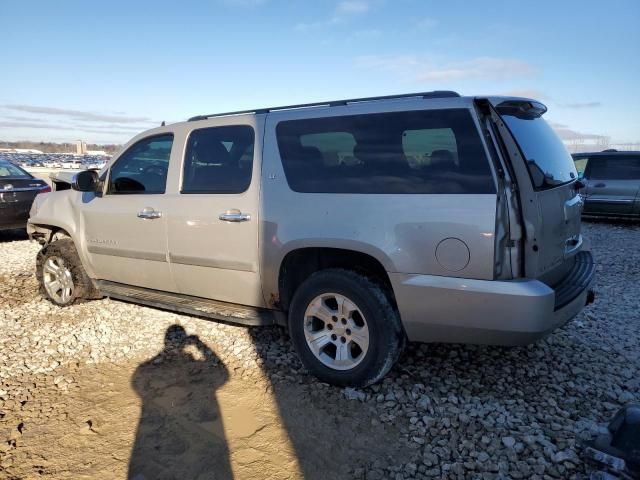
left=36, top=238, right=100, bottom=306
left=288, top=268, right=405, bottom=387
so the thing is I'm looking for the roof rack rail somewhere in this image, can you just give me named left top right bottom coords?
left=188, top=90, right=461, bottom=121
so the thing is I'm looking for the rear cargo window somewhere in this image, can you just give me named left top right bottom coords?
left=588, top=156, right=640, bottom=180
left=0, top=160, right=30, bottom=178
left=276, top=109, right=495, bottom=194
left=499, top=113, right=577, bottom=190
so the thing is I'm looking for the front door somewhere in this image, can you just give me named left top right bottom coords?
left=583, top=155, right=640, bottom=215
left=165, top=118, right=264, bottom=307
left=81, top=133, right=176, bottom=291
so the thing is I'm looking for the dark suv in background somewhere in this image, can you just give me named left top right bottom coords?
left=573, top=150, right=640, bottom=218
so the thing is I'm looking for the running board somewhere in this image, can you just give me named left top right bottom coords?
left=96, top=280, right=276, bottom=327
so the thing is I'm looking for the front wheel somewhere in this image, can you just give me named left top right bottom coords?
left=288, top=269, right=405, bottom=387
left=36, top=238, right=99, bottom=306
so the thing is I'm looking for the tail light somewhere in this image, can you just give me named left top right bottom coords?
left=38, top=185, right=52, bottom=194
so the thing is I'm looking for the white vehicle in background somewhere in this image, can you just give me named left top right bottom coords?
left=86, top=160, right=107, bottom=170
left=61, top=159, right=84, bottom=169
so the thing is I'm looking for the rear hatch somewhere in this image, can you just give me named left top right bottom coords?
left=488, top=99, right=584, bottom=284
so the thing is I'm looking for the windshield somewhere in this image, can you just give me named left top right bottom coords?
left=500, top=113, right=577, bottom=189
left=0, top=161, right=31, bottom=178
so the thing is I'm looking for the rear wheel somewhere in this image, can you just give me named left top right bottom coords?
left=288, top=269, right=405, bottom=387
left=36, top=238, right=99, bottom=306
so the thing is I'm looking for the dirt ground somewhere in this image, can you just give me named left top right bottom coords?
left=4, top=337, right=407, bottom=480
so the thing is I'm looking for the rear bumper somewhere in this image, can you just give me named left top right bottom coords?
left=0, top=207, right=29, bottom=230
left=391, top=250, right=595, bottom=346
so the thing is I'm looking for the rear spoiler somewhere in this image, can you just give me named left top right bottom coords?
left=493, top=100, right=548, bottom=119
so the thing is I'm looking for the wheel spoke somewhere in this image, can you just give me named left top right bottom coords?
left=48, top=279, right=62, bottom=293
left=336, top=342, right=350, bottom=363
left=305, top=330, right=332, bottom=354
left=350, top=327, right=369, bottom=351
left=44, top=262, right=59, bottom=275
left=307, top=302, right=334, bottom=323
left=61, top=288, right=71, bottom=303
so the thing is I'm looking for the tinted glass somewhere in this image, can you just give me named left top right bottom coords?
left=109, top=135, right=173, bottom=194
left=276, top=109, right=495, bottom=194
left=0, top=160, right=30, bottom=178
left=182, top=126, right=254, bottom=194
left=588, top=156, right=640, bottom=180
left=573, top=157, right=589, bottom=177
left=500, top=114, right=577, bottom=189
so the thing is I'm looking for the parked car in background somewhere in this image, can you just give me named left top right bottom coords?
left=0, top=159, right=50, bottom=231
left=572, top=150, right=640, bottom=218
left=61, top=159, right=84, bottom=169
left=28, top=91, right=595, bottom=386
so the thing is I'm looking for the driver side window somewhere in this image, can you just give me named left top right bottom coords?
left=108, top=134, right=173, bottom=194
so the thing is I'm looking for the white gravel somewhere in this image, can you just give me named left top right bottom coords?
left=1, top=221, right=639, bottom=479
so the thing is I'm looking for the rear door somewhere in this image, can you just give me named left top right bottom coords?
left=488, top=99, right=583, bottom=280
left=583, top=156, right=640, bottom=215
left=164, top=117, right=264, bottom=307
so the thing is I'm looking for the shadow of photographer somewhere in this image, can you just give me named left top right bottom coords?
left=128, top=325, right=232, bottom=480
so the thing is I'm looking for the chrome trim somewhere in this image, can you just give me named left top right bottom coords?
left=169, top=253, right=257, bottom=272
left=584, top=198, right=633, bottom=204
left=137, top=208, right=163, bottom=219
left=219, top=211, right=251, bottom=222
left=87, top=245, right=167, bottom=262
left=0, top=186, right=43, bottom=192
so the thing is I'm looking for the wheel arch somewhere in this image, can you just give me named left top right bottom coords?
left=276, top=246, right=397, bottom=312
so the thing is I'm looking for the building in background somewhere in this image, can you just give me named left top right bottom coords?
left=76, top=140, right=87, bottom=155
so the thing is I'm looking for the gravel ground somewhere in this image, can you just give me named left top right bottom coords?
left=0, top=221, right=639, bottom=479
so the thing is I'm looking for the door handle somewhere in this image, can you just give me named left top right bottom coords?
left=219, top=209, right=251, bottom=222
left=137, top=207, right=162, bottom=219
left=594, top=183, right=606, bottom=188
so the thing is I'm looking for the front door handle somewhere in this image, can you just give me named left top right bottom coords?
left=219, top=209, right=251, bottom=222
left=137, top=207, right=162, bottom=219
left=594, top=183, right=606, bottom=188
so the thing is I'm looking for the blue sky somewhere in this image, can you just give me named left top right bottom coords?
left=1, top=0, right=639, bottom=145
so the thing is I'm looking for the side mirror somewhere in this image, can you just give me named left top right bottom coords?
left=72, top=169, right=100, bottom=192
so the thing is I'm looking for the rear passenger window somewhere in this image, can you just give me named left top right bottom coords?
left=588, top=157, right=640, bottom=180
left=276, top=109, right=495, bottom=194
left=182, top=125, right=254, bottom=194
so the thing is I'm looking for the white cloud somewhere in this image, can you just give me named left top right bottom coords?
left=2, top=104, right=155, bottom=124
left=549, top=122, right=608, bottom=141
left=501, top=89, right=549, bottom=100
left=336, top=0, right=370, bottom=14
left=295, top=0, right=373, bottom=32
left=355, top=55, right=535, bottom=82
left=558, top=101, right=602, bottom=109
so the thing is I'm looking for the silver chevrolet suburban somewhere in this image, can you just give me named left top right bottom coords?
left=28, top=91, right=595, bottom=387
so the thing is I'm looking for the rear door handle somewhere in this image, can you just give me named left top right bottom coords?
left=594, top=183, right=606, bottom=188
left=219, top=209, right=251, bottom=222
left=137, top=207, right=162, bottom=219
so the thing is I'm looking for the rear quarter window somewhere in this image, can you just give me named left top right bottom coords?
left=275, top=109, right=496, bottom=194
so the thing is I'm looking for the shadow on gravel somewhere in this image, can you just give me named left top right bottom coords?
left=128, top=325, right=232, bottom=480
left=246, top=326, right=409, bottom=480
left=0, top=228, right=28, bottom=243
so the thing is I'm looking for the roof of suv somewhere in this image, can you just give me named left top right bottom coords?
left=572, top=150, right=640, bottom=159
left=186, top=91, right=544, bottom=123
